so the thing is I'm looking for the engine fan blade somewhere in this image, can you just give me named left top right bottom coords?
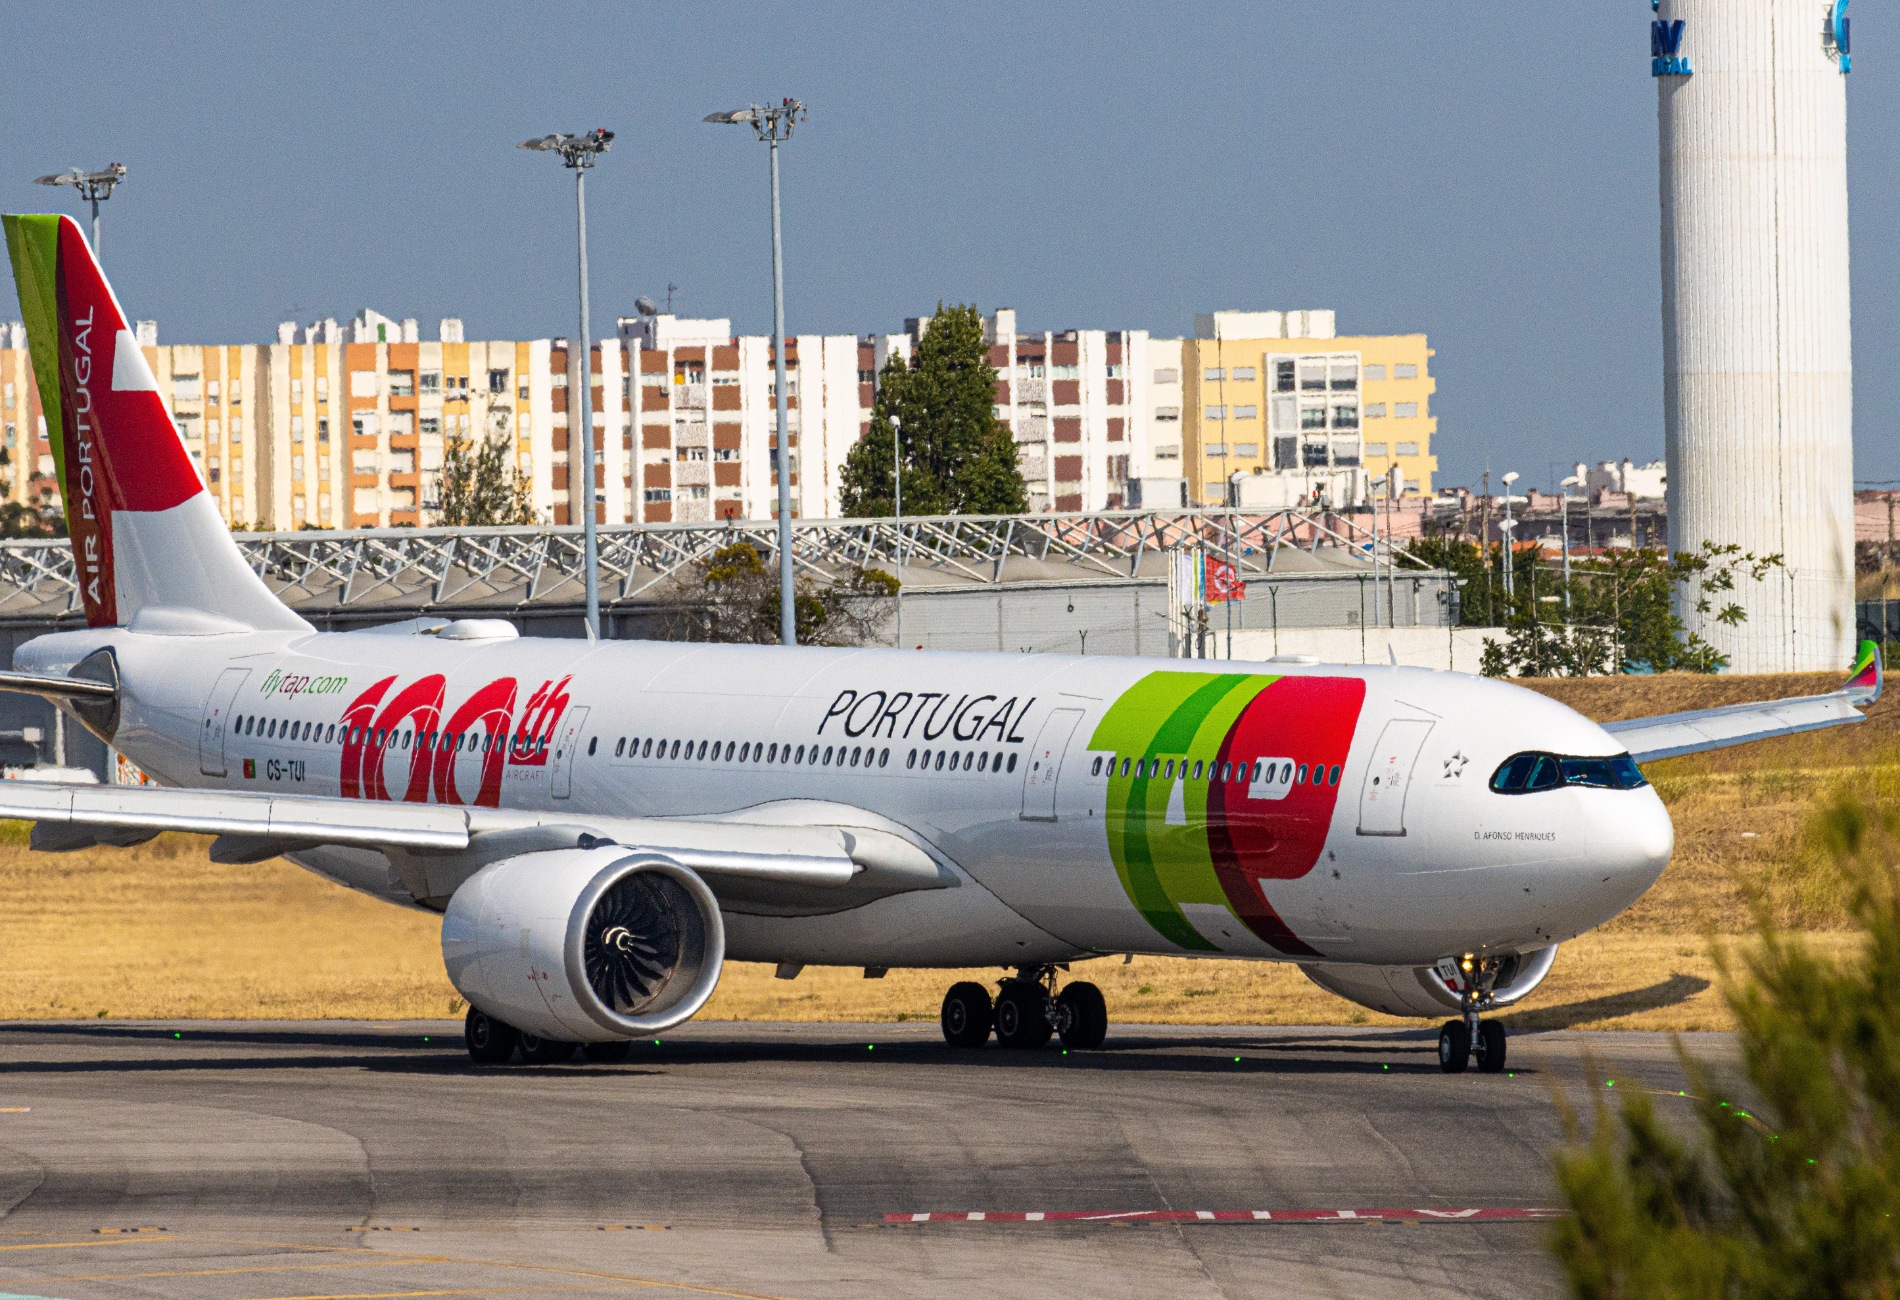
left=584, top=874, right=685, bottom=1013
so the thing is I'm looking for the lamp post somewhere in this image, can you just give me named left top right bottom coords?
left=706, top=98, right=807, bottom=647
left=1500, top=471, right=1521, bottom=602
left=518, top=128, right=614, bottom=642
left=33, top=164, right=126, bottom=265
left=891, top=412, right=903, bottom=649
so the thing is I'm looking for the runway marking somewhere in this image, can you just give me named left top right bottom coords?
left=30, top=1232, right=805, bottom=1300
left=0, top=1108, right=28, bottom=1113
left=3, top=1259, right=452, bottom=1284
left=885, top=1208, right=1567, bottom=1224
left=0, top=1240, right=169, bottom=1252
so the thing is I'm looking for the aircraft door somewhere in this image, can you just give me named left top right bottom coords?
left=1356, top=718, right=1432, bottom=836
left=198, top=668, right=250, bottom=777
left=1021, top=708, right=1084, bottom=822
left=550, top=706, right=590, bottom=800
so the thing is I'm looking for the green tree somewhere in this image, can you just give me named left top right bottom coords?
left=660, top=540, right=897, bottom=646
left=1407, top=537, right=1784, bottom=677
left=839, top=302, right=1026, bottom=517
left=433, top=413, right=535, bottom=527
left=1551, top=797, right=1900, bottom=1297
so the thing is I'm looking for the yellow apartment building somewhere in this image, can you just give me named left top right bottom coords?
left=1181, top=311, right=1437, bottom=508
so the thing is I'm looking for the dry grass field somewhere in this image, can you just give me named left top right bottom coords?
left=2, top=667, right=1891, bottom=1033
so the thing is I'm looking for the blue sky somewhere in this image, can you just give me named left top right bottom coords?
left=2, top=3, right=1892, bottom=491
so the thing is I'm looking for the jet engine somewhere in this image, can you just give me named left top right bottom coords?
left=1299, top=945, right=1560, bottom=1019
left=441, top=845, right=724, bottom=1043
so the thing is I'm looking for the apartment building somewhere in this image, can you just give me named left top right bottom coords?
left=1181, top=311, right=1438, bottom=508
left=0, top=305, right=1437, bottom=528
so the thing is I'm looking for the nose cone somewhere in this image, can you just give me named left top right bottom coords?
left=1582, top=786, right=1674, bottom=919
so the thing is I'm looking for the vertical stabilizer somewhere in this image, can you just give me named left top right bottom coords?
left=3, top=214, right=307, bottom=632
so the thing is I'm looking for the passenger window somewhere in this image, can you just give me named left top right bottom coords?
left=1192, top=761, right=1204, bottom=780
left=1119, top=757, right=1130, bottom=777
left=935, top=751, right=946, bottom=771
left=908, top=749, right=918, bottom=769
left=1329, top=765, right=1341, bottom=785
left=1297, top=764, right=1308, bottom=784
left=587, top=736, right=598, bottom=757
left=879, top=748, right=889, bottom=767
left=1007, top=754, right=1017, bottom=773
left=1092, top=756, right=1103, bottom=776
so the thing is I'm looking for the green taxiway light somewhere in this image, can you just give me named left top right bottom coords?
left=173, top=1032, right=181, bottom=1038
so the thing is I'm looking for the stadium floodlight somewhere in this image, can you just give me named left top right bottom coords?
left=33, top=163, right=126, bottom=265
left=518, top=130, right=613, bottom=641
left=706, top=98, right=808, bottom=647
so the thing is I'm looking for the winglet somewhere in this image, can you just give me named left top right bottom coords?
left=1844, top=639, right=1882, bottom=706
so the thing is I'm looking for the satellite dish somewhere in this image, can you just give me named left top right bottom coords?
left=635, top=296, right=660, bottom=317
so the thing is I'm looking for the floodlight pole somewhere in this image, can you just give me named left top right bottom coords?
left=33, top=164, right=126, bottom=266
left=518, top=130, right=613, bottom=641
left=892, top=412, right=903, bottom=649
left=707, top=99, right=806, bottom=647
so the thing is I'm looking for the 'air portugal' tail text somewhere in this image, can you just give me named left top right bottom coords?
left=3, top=213, right=306, bottom=632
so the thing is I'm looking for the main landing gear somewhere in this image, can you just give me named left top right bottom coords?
left=1437, top=954, right=1509, bottom=1075
left=463, top=1007, right=635, bottom=1066
left=939, top=967, right=1108, bottom=1051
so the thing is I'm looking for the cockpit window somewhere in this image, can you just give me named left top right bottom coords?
left=1490, top=750, right=1648, bottom=793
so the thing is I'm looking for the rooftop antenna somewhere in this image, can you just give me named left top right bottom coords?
left=666, top=283, right=679, bottom=312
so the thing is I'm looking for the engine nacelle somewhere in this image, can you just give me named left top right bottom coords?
left=1300, top=945, right=1560, bottom=1019
left=442, top=845, right=725, bottom=1043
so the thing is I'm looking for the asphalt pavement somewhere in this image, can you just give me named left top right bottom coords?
left=0, top=1018, right=1737, bottom=1300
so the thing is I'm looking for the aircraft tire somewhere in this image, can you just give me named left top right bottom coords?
left=1056, top=982, right=1108, bottom=1050
left=1438, top=1021, right=1471, bottom=1074
left=1475, top=1020, right=1507, bottom=1074
left=940, top=982, right=994, bottom=1047
left=994, top=982, right=1054, bottom=1050
left=518, top=1034, right=579, bottom=1065
left=582, top=1040, right=635, bottom=1064
left=465, top=1008, right=520, bottom=1065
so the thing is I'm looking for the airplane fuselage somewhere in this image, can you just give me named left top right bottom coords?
left=17, top=623, right=1674, bottom=972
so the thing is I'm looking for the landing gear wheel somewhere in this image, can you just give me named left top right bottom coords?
left=1437, top=1020, right=1471, bottom=1074
left=518, top=1034, right=578, bottom=1065
left=994, top=982, right=1054, bottom=1049
left=582, top=1040, right=635, bottom=1064
left=1055, top=982, right=1108, bottom=1050
left=1475, top=1020, right=1507, bottom=1074
left=465, top=1007, right=519, bottom=1065
left=940, top=982, right=994, bottom=1047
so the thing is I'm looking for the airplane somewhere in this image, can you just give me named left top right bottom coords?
left=0, top=212, right=1883, bottom=1074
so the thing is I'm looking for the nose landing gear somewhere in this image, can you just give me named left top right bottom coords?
left=938, top=967, right=1108, bottom=1050
left=1436, top=954, right=1510, bottom=1075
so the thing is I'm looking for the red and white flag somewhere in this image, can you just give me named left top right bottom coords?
left=1205, top=555, right=1244, bottom=604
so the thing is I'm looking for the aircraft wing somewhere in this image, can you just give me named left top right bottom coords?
left=0, top=780, right=952, bottom=910
left=1602, top=639, right=1883, bottom=764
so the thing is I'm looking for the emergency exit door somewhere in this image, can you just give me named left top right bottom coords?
left=1020, top=708, right=1084, bottom=822
left=1356, top=719, right=1433, bottom=836
left=550, top=706, right=590, bottom=799
left=198, top=668, right=250, bottom=777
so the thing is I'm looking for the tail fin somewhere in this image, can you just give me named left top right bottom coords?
left=3, top=213, right=307, bottom=632
left=1844, top=638, right=1883, bottom=706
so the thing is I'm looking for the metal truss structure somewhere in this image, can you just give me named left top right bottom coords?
left=0, top=507, right=1425, bottom=628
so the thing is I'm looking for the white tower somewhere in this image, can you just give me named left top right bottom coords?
left=1657, top=0, right=1854, bottom=672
